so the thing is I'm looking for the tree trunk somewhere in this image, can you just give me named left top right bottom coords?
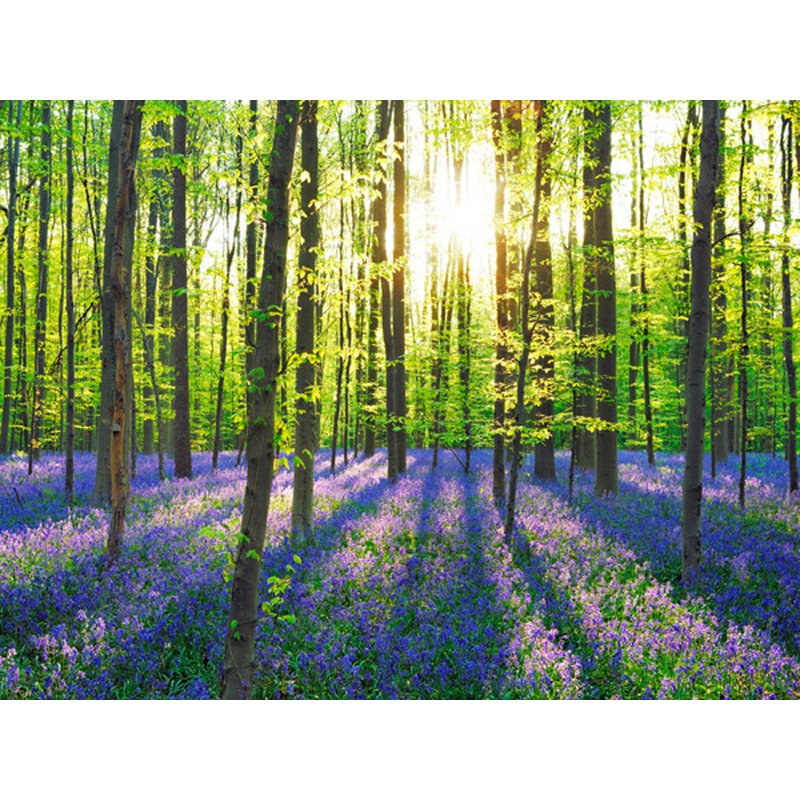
left=244, top=101, right=259, bottom=414
left=93, top=102, right=125, bottom=504
left=331, top=112, right=347, bottom=475
left=505, top=100, right=545, bottom=544
left=143, top=120, right=168, bottom=455
left=593, top=102, right=618, bottom=496
left=213, top=133, right=242, bottom=470
left=106, top=100, right=143, bottom=564
left=490, top=99, right=509, bottom=505
left=681, top=100, right=719, bottom=586
left=221, top=100, right=299, bottom=700
left=132, top=307, right=165, bottom=481
left=352, top=101, right=368, bottom=457
left=780, top=115, right=798, bottom=493
left=676, top=103, right=698, bottom=450
left=291, top=100, right=319, bottom=547
left=711, top=103, right=729, bottom=473
left=576, top=104, right=598, bottom=470
left=65, top=101, right=76, bottom=503
left=628, top=112, right=640, bottom=443
left=2, top=101, right=22, bottom=454
left=392, top=99, right=408, bottom=475
left=638, top=105, right=655, bottom=467
left=29, top=101, right=51, bottom=471
left=451, top=125, right=472, bottom=475
left=172, top=100, right=192, bottom=479
left=738, top=102, right=751, bottom=507
left=373, top=100, right=396, bottom=479
left=533, top=100, right=556, bottom=481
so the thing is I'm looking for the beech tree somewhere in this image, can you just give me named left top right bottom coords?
left=221, top=100, right=299, bottom=700
left=106, top=100, right=143, bottom=564
left=2, top=101, right=22, bottom=454
left=532, top=100, right=556, bottom=481
left=172, top=99, right=192, bottom=480
left=681, top=100, right=720, bottom=585
left=780, top=113, right=798, bottom=493
left=291, top=100, right=319, bottom=546
left=592, top=102, right=618, bottom=496
left=28, top=101, right=51, bottom=472
left=65, top=101, right=76, bottom=503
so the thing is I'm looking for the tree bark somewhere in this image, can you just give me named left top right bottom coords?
left=593, top=102, right=618, bottom=496
left=65, top=101, right=76, bottom=503
left=291, top=100, right=319, bottom=547
left=533, top=100, right=556, bottom=481
left=505, top=100, right=545, bottom=543
left=106, top=100, right=143, bottom=564
left=638, top=106, right=655, bottom=468
left=221, top=100, right=299, bottom=700
left=2, top=101, right=22, bottom=454
left=93, top=102, right=125, bottom=503
left=490, top=99, right=509, bottom=505
left=172, top=100, right=192, bottom=479
left=711, top=103, right=729, bottom=473
left=143, top=119, right=168, bottom=455
left=29, top=101, right=51, bottom=471
left=681, top=100, right=719, bottom=586
left=738, top=102, right=752, bottom=507
left=780, top=115, right=798, bottom=493
left=392, top=99, right=408, bottom=475
left=374, top=100, right=396, bottom=479
left=576, top=104, right=598, bottom=470
left=213, top=133, right=243, bottom=471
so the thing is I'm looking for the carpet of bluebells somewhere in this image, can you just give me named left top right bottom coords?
left=1, top=446, right=800, bottom=699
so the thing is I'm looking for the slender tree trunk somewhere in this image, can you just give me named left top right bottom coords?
left=593, top=102, right=618, bottom=496
left=65, top=101, right=76, bottom=503
left=576, top=104, right=598, bottom=470
left=244, top=101, right=259, bottom=416
left=93, top=103, right=124, bottom=503
left=221, top=100, right=299, bottom=700
left=143, top=120, right=168, bottom=455
left=331, top=113, right=347, bottom=475
left=213, top=136, right=242, bottom=470
left=291, top=100, right=319, bottom=547
left=566, top=159, right=580, bottom=501
left=132, top=307, right=165, bottom=481
left=780, top=115, right=798, bottom=494
left=16, top=192, right=30, bottom=453
left=106, top=100, right=143, bottom=564
left=29, top=101, right=51, bottom=471
left=352, top=101, right=368, bottom=457
left=172, top=100, right=192, bottom=478
left=638, top=105, right=655, bottom=467
left=681, top=100, right=719, bottom=586
left=490, top=99, right=509, bottom=505
left=738, top=102, right=751, bottom=507
left=504, top=102, right=523, bottom=457
left=2, top=101, right=22, bottom=454
left=533, top=100, right=556, bottom=481
left=451, top=133, right=472, bottom=475
left=364, top=248, right=379, bottom=458
left=392, top=99, right=408, bottom=475
left=628, top=114, right=640, bottom=442
left=676, top=103, right=698, bottom=451
left=432, top=247, right=456, bottom=471
left=711, top=103, right=729, bottom=474
left=505, top=100, right=545, bottom=544
left=373, top=100, right=396, bottom=479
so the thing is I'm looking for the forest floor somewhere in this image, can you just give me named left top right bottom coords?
left=1, top=447, right=800, bottom=699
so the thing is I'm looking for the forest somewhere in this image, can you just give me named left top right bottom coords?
left=1, top=97, right=800, bottom=701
